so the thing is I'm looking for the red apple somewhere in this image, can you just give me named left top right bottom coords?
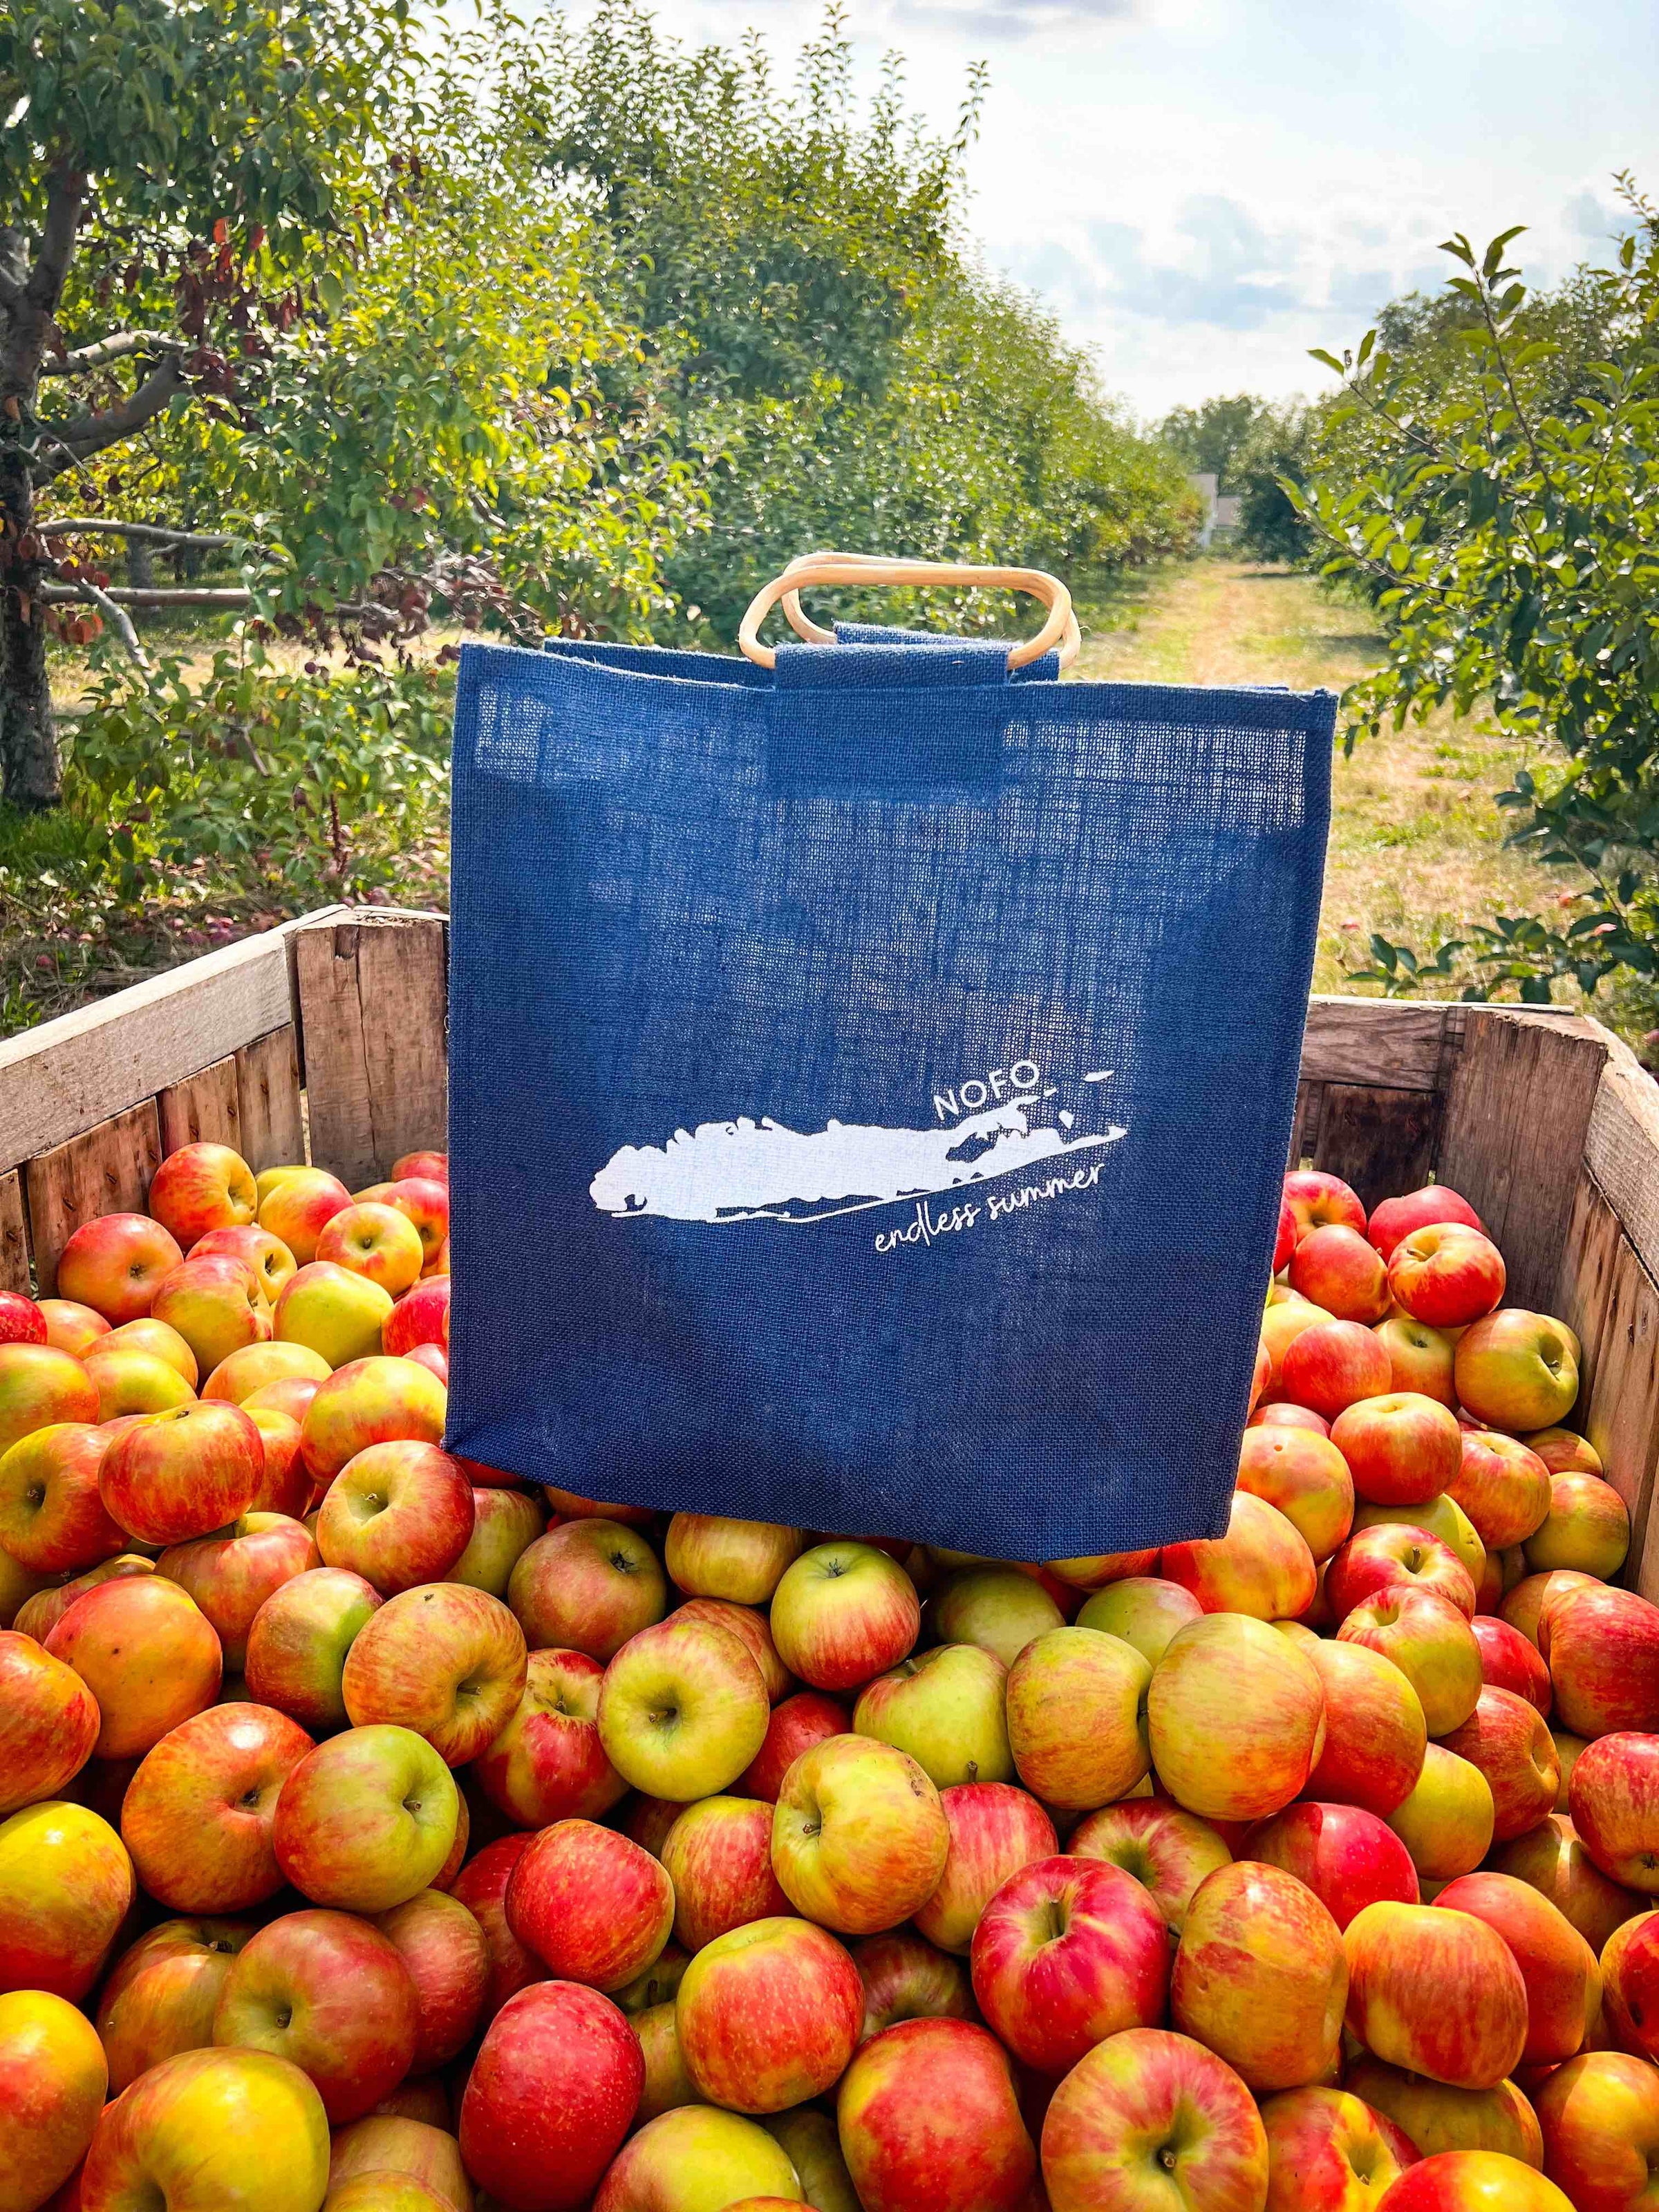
left=316, top=1202, right=427, bottom=1297
left=1367, top=2150, right=1572, bottom=2209
left=1333, top=1391, right=1463, bottom=1510
left=78, top=2044, right=330, bottom=2211
left=1369, top=1185, right=1485, bottom=1262
left=0, top=1422, right=126, bottom=1573
left=243, top=1564, right=382, bottom=1731
left=393, top=1150, right=447, bottom=1184
left=273, top=1723, right=460, bottom=1913
left=102, top=1317, right=198, bottom=1387
left=1076, top=1577, right=1204, bottom=1667
left=403, top=1343, right=447, bottom=1383
left=383, top=1277, right=451, bottom=1358
left=243, top=1407, right=310, bottom=1517
left=12, top=1552, right=153, bottom=1643
left=1344, top=2053, right=1543, bottom=2166
left=1470, top=1615, right=1552, bottom=1715
left=0, top=1632, right=99, bottom=1815
left=852, top=1929, right=973, bottom=2038
left=1434, top=1872, right=1599, bottom=2068
left=46, top=1574, right=222, bottom=1758
left=199, top=1340, right=329, bottom=1406
left=1235, top=1426, right=1355, bottom=1562
left=677, top=1915, right=863, bottom=2111
left=0, top=1799, right=134, bottom=2001
left=1437, top=1688, right=1559, bottom=1843
left=1160, top=1490, right=1318, bottom=1620
left=1449, top=1432, right=1553, bottom=1552
left=1519, top=1427, right=1603, bottom=1477
left=1291, top=1224, right=1391, bottom=1324
left=769, top=1540, right=920, bottom=1691
left=1302, top=1637, right=1429, bottom=1819
left=1044, top=1544, right=1163, bottom=1590
left=506, top=1517, right=667, bottom=1661
left=1386, top=1743, right=1495, bottom=1884
left=771, top=1733, right=948, bottom=1935
left=258, top=1168, right=354, bottom=1264
left=460, top=1980, right=642, bottom=2211
left=1004, top=1625, right=1152, bottom=1808
left=506, top=1819, right=673, bottom=1992
left=157, top=1513, right=316, bottom=1669
left=95, top=1919, right=254, bottom=2092
left=242, top=1374, right=323, bottom=1428
left=377, top=1178, right=449, bottom=1272
left=1546, top=1584, right=1659, bottom=1736
left=1147, top=1613, right=1327, bottom=1824
left=1489, top=1814, right=1646, bottom=1954
left=1501, top=1570, right=1599, bottom=1651
left=1327, top=1524, right=1477, bottom=1622
left=1344, top=1900, right=1528, bottom=2090
left=317, top=1441, right=475, bottom=1593
left=1601, top=1909, right=1659, bottom=2063
left=82, top=1342, right=196, bottom=1420
left=1338, top=1585, right=1482, bottom=1737
left=971, top=1855, right=1168, bottom=2075
left=1041, top=2026, right=1270, bottom=2210
left=212, top=1906, right=418, bottom=2123
left=449, top=1835, right=547, bottom=2024
left=1282, top=1320, right=1394, bottom=1419
left=325, top=2114, right=469, bottom=2209
left=1171, top=1859, right=1348, bottom=2092
left=1246, top=1801, right=1420, bottom=1931
left=0, top=1291, right=45, bottom=1349
left=838, top=2017, right=1035, bottom=2212
left=1258, top=2086, right=1418, bottom=2205
left=1455, top=1313, right=1580, bottom=1434
left=674, top=1597, right=792, bottom=1704
left=736, top=1689, right=850, bottom=1801
left=0, top=1344, right=101, bottom=1464
left=373, top=1887, right=489, bottom=2074
left=597, top=1614, right=771, bottom=1801
left=1534, top=2051, right=1659, bottom=2212
left=1388, top=1224, right=1506, bottom=1330
left=191, top=1224, right=296, bottom=1306
left=120, top=1701, right=313, bottom=1912
left=1286, top=1170, right=1367, bottom=1240
left=299, top=1356, right=446, bottom=1485
left=98, top=1401, right=263, bottom=1546
left=1249, top=1401, right=1333, bottom=1435
left=472, top=1645, right=626, bottom=1828
left=39, top=1296, right=111, bottom=1356
left=56, top=1215, right=185, bottom=1325
left=1569, top=1731, right=1659, bottom=1892
left=659, top=1796, right=791, bottom=1951
left=147, top=1143, right=257, bottom=1250
left=342, top=1583, right=526, bottom=1766
left=150, top=1253, right=272, bottom=1377
left=1069, top=1797, right=1232, bottom=1934
left=914, top=1783, right=1058, bottom=1953
left=664, top=1514, right=805, bottom=1605
left=1374, top=1315, right=1459, bottom=1408
left=932, top=1564, right=1065, bottom=1667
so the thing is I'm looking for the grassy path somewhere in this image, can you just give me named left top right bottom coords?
left=1076, top=561, right=1581, bottom=1001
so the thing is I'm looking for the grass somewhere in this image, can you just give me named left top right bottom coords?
left=1075, top=559, right=1592, bottom=1006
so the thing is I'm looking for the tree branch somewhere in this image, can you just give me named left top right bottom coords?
left=37, top=584, right=252, bottom=608
left=37, top=355, right=185, bottom=473
left=37, top=519, right=243, bottom=551
left=50, top=574, right=151, bottom=668
left=39, top=332, right=187, bottom=378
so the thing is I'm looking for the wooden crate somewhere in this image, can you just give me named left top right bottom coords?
left=3, top=910, right=1656, bottom=1594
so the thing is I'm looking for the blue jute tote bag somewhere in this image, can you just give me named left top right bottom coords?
left=444, top=612, right=1333, bottom=1562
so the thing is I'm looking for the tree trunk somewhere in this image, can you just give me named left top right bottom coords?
left=0, top=440, right=58, bottom=808
left=127, top=534, right=156, bottom=590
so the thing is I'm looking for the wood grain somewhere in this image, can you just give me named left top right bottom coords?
left=1300, top=997, right=1447, bottom=1090
left=1438, top=1010, right=1609, bottom=1312
left=1286, top=1080, right=1325, bottom=1169
left=294, top=912, right=448, bottom=1187
left=1584, top=1031, right=1659, bottom=1285
left=1556, top=1172, right=1659, bottom=1600
left=158, top=1053, right=242, bottom=1155
left=1312, top=1082, right=1443, bottom=1210
left=24, top=1101, right=162, bottom=1297
left=0, top=1172, right=28, bottom=1294
left=0, top=908, right=346, bottom=1169
left=235, top=1027, right=305, bottom=1171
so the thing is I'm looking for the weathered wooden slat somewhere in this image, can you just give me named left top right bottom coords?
left=234, top=1027, right=306, bottom=1172
left=158, top=1053, right=242, bottom=1155
left=0, top=1172, right=28, bottom=1294
left=1583, top=1030, right=1659, bottom=1288
left=24, top=1101, right=162, bottom=1297
left=1299, top=998, right=1448, bottom=1091
left=1286, top=1080, right=1325, bottom=1169
left=1311, top=1082, right=1443, bottom=1211
left=1556, top=1172, right=1659, bottom=1600
left=0, top=907, right=347, bottom=1170
left=294, top=912, right=448, bottom=1188
left=1438, top=1009, right=1609, bottom=1313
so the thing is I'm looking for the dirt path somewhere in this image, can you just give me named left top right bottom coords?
left=1077, top=561, right=1584, bottom=1001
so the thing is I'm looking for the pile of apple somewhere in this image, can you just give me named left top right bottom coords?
left=1, top=1145, right=1657, bottom=2212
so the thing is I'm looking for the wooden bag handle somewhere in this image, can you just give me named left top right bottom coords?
left=738, top=553, right=1078, bottom=672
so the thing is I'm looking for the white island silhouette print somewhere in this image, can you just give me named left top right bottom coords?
left=590, top=1075, right=1126, bottom=1226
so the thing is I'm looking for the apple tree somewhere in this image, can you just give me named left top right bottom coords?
left=0, top=0, right=419, bottom=805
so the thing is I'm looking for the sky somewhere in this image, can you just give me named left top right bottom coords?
left=636, top=0, right=1659, bottom=420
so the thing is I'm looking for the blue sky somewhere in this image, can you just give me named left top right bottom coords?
left=651, top=0, right=1659, bottom=417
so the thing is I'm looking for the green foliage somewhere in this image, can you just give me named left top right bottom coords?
left=1156, top=394, right=1315, bottom=565
left=1295, top=192, right=1659, bottom=1014
left=64, top=644, right=453, bottom=910
left=1156, top=395, right=1266, bottom=489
